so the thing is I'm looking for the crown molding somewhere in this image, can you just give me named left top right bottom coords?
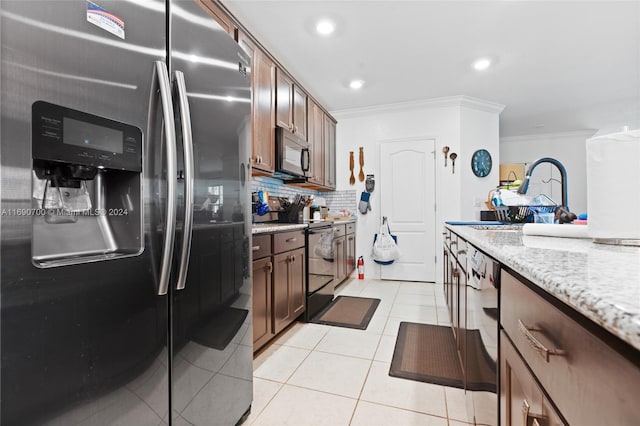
left=501, top=129, right=597, bottom=143
left=331, top=95, right=505, bottom=119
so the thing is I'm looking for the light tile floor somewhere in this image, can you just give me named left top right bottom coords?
left=248, top=277, right=497, bottom=426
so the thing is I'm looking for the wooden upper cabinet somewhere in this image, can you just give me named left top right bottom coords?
left=323, top=116, right=336, bottom=189
left=275, top=69, right=294, bottom=130
left=307, top=100, right=324, bottom=186
left=197, top=0, right=237, bottom=40
left=292, top=86, right=307, bottom=141
left=275, top=69, right=307, bottom=141
left=238, top=31, right=276, bottom=174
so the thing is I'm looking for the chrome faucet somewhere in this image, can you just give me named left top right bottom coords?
left=516, top=157, right=570, bottom=211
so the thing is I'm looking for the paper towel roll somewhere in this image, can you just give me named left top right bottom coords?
left=586, top=129, right=640, bottom=241
left=522, top=223, right=591, bottom=239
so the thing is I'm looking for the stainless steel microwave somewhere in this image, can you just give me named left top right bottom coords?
left=276, top=127, right=310, bottom=178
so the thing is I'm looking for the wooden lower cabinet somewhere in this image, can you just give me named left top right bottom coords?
left=501, top=269, right=640, bottom=425
left=252, top=231, right=306, bottom=352
left=273, top=247, right=305, bottom=334
left=252, top=257, right=273, bottom=351
left=346, top=225, right=356, bottom=276
left=333, top=235, right=346, bottom=283
left=500, top=330, right=564, bottom=426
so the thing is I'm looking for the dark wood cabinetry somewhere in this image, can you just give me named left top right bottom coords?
left=252, top=234, right=273, bottom=351
left=252, top=230, right=306, bottom=352
left=500, top=330, right=563, bottom=426
left=323, top=115, right=336, bottom=189
left=198, top=0, right=237, bottom=39
left=500, top=270, right=640, bottom=425
left=307, top=100, right=324, bottom=186
left=238, top=31, right=276, bottom=175
left=252, top=256, right=273, bottom=350
left=205, top=0, right=338, bottom=189
left=275, top=70, right=293, bottom=131
left=334, top=235, right=346, bottom=283
left=273, top=247, right=305, bottom=334
left=346, top=223, right=356, bottom=276
left=275, top=69, right=307, bottom=141
left=291, top=100, right=337, bottom=191
left=331, top=223, right=355, bottom=284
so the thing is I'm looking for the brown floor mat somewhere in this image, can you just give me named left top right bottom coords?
left=311, top=296, right=380, bottom=330
left=389, top=322, right=496, bottom=392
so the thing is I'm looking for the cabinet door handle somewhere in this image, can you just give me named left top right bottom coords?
left=292, top=254, right=295, bottom=263
left=450, top=240, right=458, bottom=246
left=286, top=237, right=297, bottom=243
left=252, top=245, right=260, bottom=252
left=522, top=399, right=530, bottom=426
left=518, top=319, right=566, bottom=362
left=522, top=399, right=546, bottom=426
left=458, top=249, right=467, bottom=255
left=266, top=261, right=273, bottom=273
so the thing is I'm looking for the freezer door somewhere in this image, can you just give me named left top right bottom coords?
left=169, top=1, right=253, bottom=424
left=1, top=1, right=170, bottom=424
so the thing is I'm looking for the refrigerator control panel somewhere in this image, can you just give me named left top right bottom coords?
left=32, top=101, right=142, bottom=172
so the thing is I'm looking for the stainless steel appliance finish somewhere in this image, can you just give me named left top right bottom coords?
left=276, top=126, right=310, bottom=178
left=304, top=221, right=335, bottom=320
left=465, top=243, right=499, bottom=424
left=1, top=1, right=252, bottom=424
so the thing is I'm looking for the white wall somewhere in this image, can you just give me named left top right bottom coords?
left=460, top=106, right=501, bottom=220
left=332, top=96, right=503, bottom=282
left=500, top=130, right=596, bottom=214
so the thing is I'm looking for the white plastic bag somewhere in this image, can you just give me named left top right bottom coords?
left=372, top=219, right=400, bottom=264
left=314, top=229, right=334, bottom=259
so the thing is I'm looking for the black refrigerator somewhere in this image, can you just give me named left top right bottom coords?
left=0, top=1, right=253, bottom=424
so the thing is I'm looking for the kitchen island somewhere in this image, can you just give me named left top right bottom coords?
left=446, top=225, right=640, bottom=352
left=445, top=224, right=640, bottom=425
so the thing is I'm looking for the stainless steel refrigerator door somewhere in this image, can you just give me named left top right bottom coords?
left=169, top=1, right=253, bottom=424
left=1, top=1, right=170, bottom=424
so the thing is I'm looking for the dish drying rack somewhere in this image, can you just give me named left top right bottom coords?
left=494, top=205, right=557, bottom=223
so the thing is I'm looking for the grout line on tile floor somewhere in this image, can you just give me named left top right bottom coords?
left=247, top=380, right=284, bottom=425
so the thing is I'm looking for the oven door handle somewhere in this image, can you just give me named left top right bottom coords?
left=307, top=228, right=332, bottom=234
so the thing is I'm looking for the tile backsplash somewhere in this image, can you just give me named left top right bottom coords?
left=321, top=190, right=357, bottom=213
left=251, top=176, right=357, bottom=213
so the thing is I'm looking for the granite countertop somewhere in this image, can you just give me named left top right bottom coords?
left=252, top=223, right=308, bottom=234
left=251, top=218, right=357, bottom=234
left=446, top=224, right=640, bottom=352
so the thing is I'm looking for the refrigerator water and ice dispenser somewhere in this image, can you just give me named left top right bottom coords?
left=31, top=101, right=143, bottom=267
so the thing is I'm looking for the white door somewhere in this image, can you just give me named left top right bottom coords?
left=380, top=139, right=436, bottom=281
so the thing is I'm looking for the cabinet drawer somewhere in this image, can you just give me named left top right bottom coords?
left=273, top=230, right=304, bottom=253
left=346, top=223, right=356, bottom=234
left=500, top=330, right=564, bottom=426
left=332, top=224, right=346, bottom=238
left=252, top=234, right=271, bottom=260
left=501, top=270, right=640, bottom=425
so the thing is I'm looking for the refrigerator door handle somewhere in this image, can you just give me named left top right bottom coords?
left=154, top=61, right=178, bottom=296
left=174, top=70, right=194, bottom=291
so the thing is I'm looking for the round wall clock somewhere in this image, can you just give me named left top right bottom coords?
left=471, top=149, right=492, bottom=177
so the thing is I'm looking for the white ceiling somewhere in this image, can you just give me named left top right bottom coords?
left=223, top=0, right=640, bottom=137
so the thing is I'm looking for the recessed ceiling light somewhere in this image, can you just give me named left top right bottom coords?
left=472, top=58, right=492, bottom=71
left=349, top=79, right=365, bottom=90
left=316, top=19, right=335, bottom=36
